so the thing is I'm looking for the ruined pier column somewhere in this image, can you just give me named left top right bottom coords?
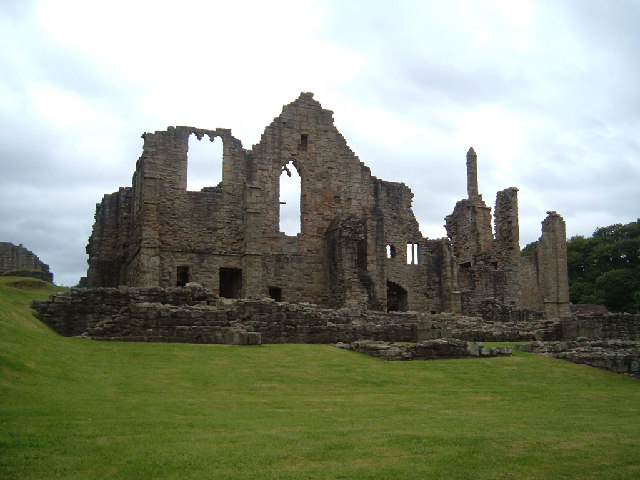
left=466, top=147, right=479, bottom=199
left=537, top=212, right=571, bottom=318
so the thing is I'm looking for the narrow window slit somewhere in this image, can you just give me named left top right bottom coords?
left=406, top=243, right=419, bottom=265
left=279, top=160, right=301, bottom=235
left=386, top=244, right=396, bottom=259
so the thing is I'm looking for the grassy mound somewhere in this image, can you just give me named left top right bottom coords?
left=4, top=278, right=53, bottom=289
left=1, top=277, right=639, bottom=479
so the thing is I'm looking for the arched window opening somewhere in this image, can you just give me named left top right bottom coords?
left=279, top=160, right=301, bottom=235
left=386, top=244, right=396, bottom=259
left=187, top=133, right=223, bottom=191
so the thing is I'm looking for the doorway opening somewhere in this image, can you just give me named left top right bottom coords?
left=387, top=281, right=408, bottom=312
left=219, top=267, right=242, bottom=298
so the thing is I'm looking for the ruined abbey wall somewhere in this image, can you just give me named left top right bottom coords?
left=86, top=93, right=568, bottom=319
left=519, top=212, right=571, bottom=317
left=87, top=94, right=460, bottom=314
left=445, top=148, right=569, bottom=318
left=0, top=242, right=53, bottom=282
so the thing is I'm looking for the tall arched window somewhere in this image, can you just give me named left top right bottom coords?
left=279, top=160, right=301, bottom=235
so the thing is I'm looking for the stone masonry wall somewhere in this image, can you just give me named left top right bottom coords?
left=32, top=286, right=439, bottom=344
left=493, top=187, right=521, bottom=306
left=84, top=93, right=568, bottom=321
left=85, top=93, right=459, bottom=314
left=445, top=149, right=570, bottom=319
left=519, top=212, right=571, bottom=317
left=0, top=242, right=53, bottom=282
left=560, top=313, right=640, bottom=341
left=86, top=187, right=133, bottom=287
left=34, top=287, right=638, bottom=346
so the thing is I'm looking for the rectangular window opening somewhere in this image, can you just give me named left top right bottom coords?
left=187, top=133, right=223, bottom=192
left=299, top=134, right=308, bottom=151
left=406, top=243, right=419, bottom=265
left=177, top=266, right=190, bottom=287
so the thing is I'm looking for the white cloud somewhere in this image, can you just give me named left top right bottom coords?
left=0, top=0, right=638, bottom=285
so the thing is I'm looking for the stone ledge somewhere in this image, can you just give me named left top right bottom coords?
left=516, top=340, right=640, bottom=378
left=336, top=339, right=512, bottom=361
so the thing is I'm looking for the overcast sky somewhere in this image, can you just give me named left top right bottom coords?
left=1, top=0, right=638, bottom=286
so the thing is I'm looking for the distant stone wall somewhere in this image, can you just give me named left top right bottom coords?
left=0, top=242, right=53, bottom=282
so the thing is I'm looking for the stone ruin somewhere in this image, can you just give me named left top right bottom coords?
left=84, top=93, right=569, bottom=317
left=32, top=93, right=640, bottom=376
left=0, top=242, right=53, bottom=283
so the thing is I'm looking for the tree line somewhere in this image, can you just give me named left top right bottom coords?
left=566, top=220, right=640, bottom=313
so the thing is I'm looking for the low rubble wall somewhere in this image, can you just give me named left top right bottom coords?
left=560, top=314, right=639, bottom=341
left=31, top=287, right=640, bottom=346
left=438, top=314, right=562, bottom=342
left=336, top=339, right=512, bottom=361
left=32, top=286, right=442, bottom=344
left=516, top=340, right=640, bottom=378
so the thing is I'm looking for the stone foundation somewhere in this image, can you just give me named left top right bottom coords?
left=516, top=340, right=640, bottom=378
left=32, top=287, right=639, bottom=349
left=336, top=339, right=513, bottom=361
left=32, top=286, right=436, bottom=344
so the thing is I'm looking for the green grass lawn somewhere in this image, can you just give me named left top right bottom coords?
left=1, top=276, right=639, bottom=479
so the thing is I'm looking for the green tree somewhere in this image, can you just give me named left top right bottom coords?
left=595, top=269, right=640, bottom=313
left=566, top=219, right=640, bottom=313
left=521, top=240, right=538, bottom=256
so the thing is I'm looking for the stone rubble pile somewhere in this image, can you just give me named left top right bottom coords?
left=516, top=339, right=640, bottom=378
left=32, top=286, right=437, bottom=345
left=336, top=338, right=512, bottom=361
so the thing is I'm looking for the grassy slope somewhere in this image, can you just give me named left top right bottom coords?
left=1, top=277, right=639, bottom=480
